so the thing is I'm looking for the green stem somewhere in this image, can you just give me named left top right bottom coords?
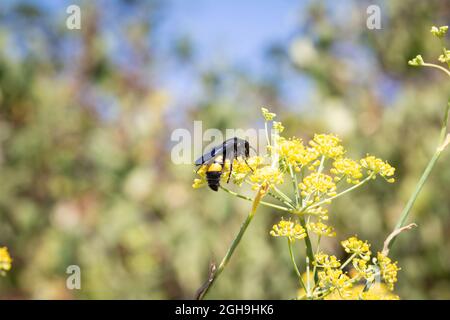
left=268, top=191, right=295, bottom=209
left=272, top=185, right=295, bottom=205
left=288, top=165, right=301, bottom=207
left=288, top=164, right=316, bottom=283
left=421, top=62, right=450, bottom=77
left=299, top=216, right=316, bottom=282
left=197, top=186, right=267, bottom=299
left=340, top=252, right=358, bottom=270
left=388, top=100, right=449, bottom=250
left=312, top=236, right=321, bottom=282
left=219, top=185, right=293, bottom=213
left=304, top=174, right=374, bottom=212
left=288, top=239, right=308, bottom=294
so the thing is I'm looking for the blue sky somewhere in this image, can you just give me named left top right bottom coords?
left=2, top=0, right=396, bottom=114
left=159, top=0, right=304, bottom=68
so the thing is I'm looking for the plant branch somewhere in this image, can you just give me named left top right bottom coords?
left=387, top=100, right=449, bottom=251
left=197, top=185, right=268, bottom=299
left=288, top=239, right=308, bottom=294
left=219, top=185, right=293, bottom=213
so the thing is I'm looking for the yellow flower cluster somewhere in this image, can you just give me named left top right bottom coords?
left=309, top=134, right=345, bottom=159
left=277, top=137, right=318, bottom=169
left=330, top=158, right=363, bottom=184
left=430, top=25, right=448, bottom=38
left=360, top=155, right=395, bottom=182
left=317, top=268, right=352, bottom=298
left=351, top=258, right=376, bottom=282
left=270, top=219, right=306, bottom=242
left=359, top=284, right=400, bottom=300
left=377, top=252, right=401, bottom=291
left=273, top=121, right=285, bottom=133
left=250, top=166, right=283, bottom=188
left=307, top=221, right=336, bottom=237
left=309, top=236, right=401, bottom=299
left=314, top=252, right=341, bottom=268
left=324, top=283, right=399, bottom=300
left=231, top=156, right=264, bottom=185
left=341, top=236, right=371, bottom=260
left=299, top=172, right=337, bottom=200
left=0, top=247, right=12, bottom=275
left=261, top=107, right=276, bottom=121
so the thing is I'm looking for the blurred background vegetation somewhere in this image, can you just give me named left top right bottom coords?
left=0, top=0, right=449, bottom=299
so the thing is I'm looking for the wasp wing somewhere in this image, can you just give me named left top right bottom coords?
left=194, top=138, right=238, bottom=166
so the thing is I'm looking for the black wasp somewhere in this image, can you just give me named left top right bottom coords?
left=195, top=137, right=255, bottom=191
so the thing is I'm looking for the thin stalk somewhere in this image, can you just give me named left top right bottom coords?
left=272, top=185, right=295, bottom=205
left=268, top=191, right=296, bottom=209
left=312, top=236, right=321, bottom=281
left=219, top=185, right=293, bottom=213
left=387, top=100, right=450, bottom=250
left=288, top=239, right=308, bottom=293
left=340, top=252, right=358, bottom=270
left=299, top=216, right=316, bottom=282
left=288, top=165, right=301, bottom=207
left=303, top=174, right=374, bottom=212
left=197, top=185, right=268, bottom=299
left=421, top=62, right=450, bottom=77
left=288, top=164, right=316, bottom=282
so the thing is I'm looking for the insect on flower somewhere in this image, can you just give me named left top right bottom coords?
left=194, top=137, right=256, bottom=191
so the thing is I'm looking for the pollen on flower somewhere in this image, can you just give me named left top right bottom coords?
left=299, top=172, right=337, bottom=198
left=0, top=247, right=12, bottom=275
left=314, top=252, right=341, bottom=268
left=276, top=137, right=318, bottom=169
left=376, top=252, right=400, bottom=291
left=270, top=219, right=306, bottom=241
left=230, top=156, right=264, bottom=185
left=307, top=221, right=336, bottom=237
left=317, top=268, right=352, bottom=298
left=309, top=134, right=345, bottom=159
left=250, top=166, right=283, bottom=188
left=341, top=236, right=371, bottom=260
left=352, top=258, right=375, bottom=281
left=330, top=158, right=363, bottom=184
left=360, top=155, right=395, bottom=182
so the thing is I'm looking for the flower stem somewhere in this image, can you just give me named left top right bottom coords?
left=219, top=185, right=293, bottom=213
left=421, top=62, right=450, bottom=77
left=388, top=101, right=450, bottom=250
left=197, top=185, right=268, bottom=299
left=288, top=164, right=316, bottom=282
left=287, top=239, right=308, bottom=294
left=340, top=252, right=357, bottom=270
left=268, top=191, right=295, bottom=209
left=304, top=174, right=374, bottom=211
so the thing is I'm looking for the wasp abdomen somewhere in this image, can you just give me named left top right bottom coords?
left=206, top=163, right=223, bottom=191
left=206, top=171, right=222, bottom=191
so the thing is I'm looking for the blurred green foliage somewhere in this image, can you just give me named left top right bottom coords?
left=0, top=0, right=449, bottom=299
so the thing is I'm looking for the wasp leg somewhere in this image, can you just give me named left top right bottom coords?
left=244, top=158, right=254, bottom=172
left=227, top=161, right=233, bottom=183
